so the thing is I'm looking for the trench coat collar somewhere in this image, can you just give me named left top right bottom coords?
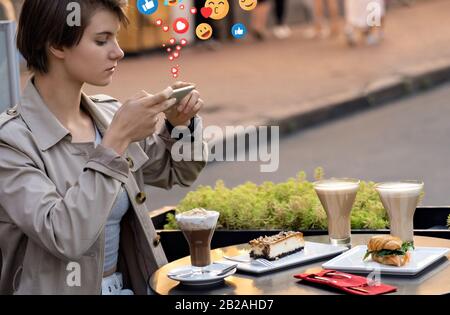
left=19, top=78, right=116, bottom=149
left=19, top=78, right=72, bottom=151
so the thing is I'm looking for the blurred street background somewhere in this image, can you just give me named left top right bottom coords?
left=4, top=0, right=450, bottom=208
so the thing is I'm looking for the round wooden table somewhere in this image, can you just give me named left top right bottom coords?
left=149, top=234, right=450, bottom=295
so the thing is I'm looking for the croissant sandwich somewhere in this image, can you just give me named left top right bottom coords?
left=363, top=235, right=414, bottom=267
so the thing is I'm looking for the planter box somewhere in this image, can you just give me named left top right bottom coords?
left=150, top=207, right=450, bottom=262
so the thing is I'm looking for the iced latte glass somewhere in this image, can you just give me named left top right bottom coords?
left=313, top=178, right=360, bottom=246
left=176, top=208, right=220, bottom=274
left=375, top=181, right=424, bottom=243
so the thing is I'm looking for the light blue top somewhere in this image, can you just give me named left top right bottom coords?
left=93, top=124, right=131, bottom=273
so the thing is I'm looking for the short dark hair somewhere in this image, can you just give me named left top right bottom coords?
left=17, top=0, right=129, bottom=73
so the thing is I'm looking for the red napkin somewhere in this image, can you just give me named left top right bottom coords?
left=294, top=269, right=397, bottom=295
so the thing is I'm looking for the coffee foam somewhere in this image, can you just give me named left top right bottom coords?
left=176, top=208, right=220, bottom=230
left=314, top=180, right=359, bottom=192
left=376, top=182, right=423, bottom=196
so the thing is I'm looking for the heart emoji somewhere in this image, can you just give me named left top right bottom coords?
left=169, top=38, right=176, bottom=44
left=173, top=52, right=179, bottom=58
left=200, top=7, right=212, bottom=18
left=176, top=21, right=185, bottom=30
left=163, top=26, right=169, bottom=32
left=173, top=18, right=189, bottom=34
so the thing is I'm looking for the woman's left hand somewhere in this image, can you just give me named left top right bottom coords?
left=164, top=81, right=204, bottom=127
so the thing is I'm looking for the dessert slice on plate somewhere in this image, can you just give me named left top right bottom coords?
left=249, top=231, right=305, bottom=261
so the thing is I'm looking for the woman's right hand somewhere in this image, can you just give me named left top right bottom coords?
left=102, top=87, right=176, bottom=155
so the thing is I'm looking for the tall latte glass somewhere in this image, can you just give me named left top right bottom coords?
left=375, top=181, right=424, bottom=243
left=176, top=208, right=220, bottom=274
left=313, top=178, right=360, bottom=246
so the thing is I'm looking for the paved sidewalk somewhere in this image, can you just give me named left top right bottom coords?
left=20, top=0, right=450, bottom=133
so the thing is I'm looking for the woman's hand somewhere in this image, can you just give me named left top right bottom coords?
left=164, top=81, right=204, bottom=127
left=102, top=88, right=176, bottom=155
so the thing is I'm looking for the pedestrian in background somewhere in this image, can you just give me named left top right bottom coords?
left=251, top=0, right=271, bottom=41
left=344, top=0, right=386, bottom=46
left=272, top=0, right=291, bottom=39
left=304, top=0, right=340, bottom=39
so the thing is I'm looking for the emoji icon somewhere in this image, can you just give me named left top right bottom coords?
left=173, top=17, right=189, bottom=34
left=239, top=0, right=257, bottom=11
left=164, top=0, right=181, bottom=6
left=205, top=0, right=230, bottom=20
left=231, top=23, right=247, bottom=39
left=196, top=23, right=213, bottom=40
left=137, top=0, right=158, bottom=15
left=200, top=7, right=212, bottom=18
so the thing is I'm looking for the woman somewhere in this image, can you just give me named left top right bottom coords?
left=0, top=0, right=207, bottom=295
left=304, top=0, right=340, bottom=39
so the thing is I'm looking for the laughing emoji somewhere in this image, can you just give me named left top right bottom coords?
left=196, top=23, right=213, bottom=40
left=205, top=0, right=230, bottom=20
left=239, top=0, right=257, bottom=11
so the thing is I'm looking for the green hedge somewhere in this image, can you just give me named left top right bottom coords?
left=164, top=168, right=408, bottom=231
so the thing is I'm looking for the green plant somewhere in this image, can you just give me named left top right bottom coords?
left=164, top=168, right=390, bottom=231
left=447, top=214, right=450, bottom=229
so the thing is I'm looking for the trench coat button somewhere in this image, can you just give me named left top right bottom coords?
left=135, top=192, right=146, bottom=204
left=153, top=234, right=161, bottom=247
left=126, top=157, right=134, bottom=169
left=7, top=108, right=17, bottom=116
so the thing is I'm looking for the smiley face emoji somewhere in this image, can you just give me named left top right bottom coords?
left=239, top=0, right=257, bottom=11
left=205, top=0, right=230, bottom=20
left=196, top=23, right=213, bottom=40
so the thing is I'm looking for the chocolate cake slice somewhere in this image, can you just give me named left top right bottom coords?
left=249, top=231, right=305, bottom=261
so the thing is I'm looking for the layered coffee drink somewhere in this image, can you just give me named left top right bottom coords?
left=375, top=181, right=424, bottom=242
left=176, top=208, right=220, bottom=267
left=314, top=179, right=360, bottom=246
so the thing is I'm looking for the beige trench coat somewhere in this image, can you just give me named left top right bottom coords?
left=0, top=80, right=208, bottom=294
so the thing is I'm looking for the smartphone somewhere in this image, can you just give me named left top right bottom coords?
left=171, top=85, right=195, bottom=104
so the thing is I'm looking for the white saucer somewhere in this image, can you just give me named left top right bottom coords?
left=167, top=263, right=237, bottom=286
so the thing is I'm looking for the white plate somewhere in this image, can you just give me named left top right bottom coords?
left=217, top=241, right=348, bottom=274
left=322, top=245, right=450, bottom=276
left=167, top=263, right=237, bottom=286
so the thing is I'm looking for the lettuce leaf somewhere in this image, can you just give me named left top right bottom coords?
left=364, top=241, right=414, bottom=260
